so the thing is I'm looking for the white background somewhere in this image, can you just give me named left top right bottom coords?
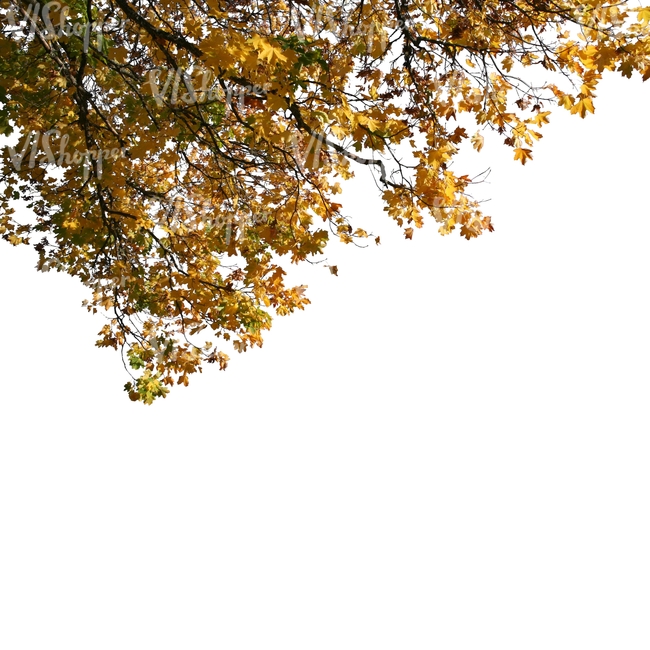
left=1, top=73, right=649, bottom=649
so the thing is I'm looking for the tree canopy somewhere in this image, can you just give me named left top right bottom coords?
left=1, top=0, right=649, bottom=402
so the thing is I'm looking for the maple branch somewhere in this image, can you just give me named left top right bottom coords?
left=113, top=0, right=203, bottom=58
left=287, top=102, right=401, bottom=189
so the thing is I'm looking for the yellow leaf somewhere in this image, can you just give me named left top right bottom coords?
left=266, top=94, right=287, bottom=111
left=570, top=97, right=595, bottom=118
left=250, top=36, right=287, bottom=64
left=532, top=111, right=551, bottom=126
left=513, top=148, right=533, bottom=165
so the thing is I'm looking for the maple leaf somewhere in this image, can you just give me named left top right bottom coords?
left=514, top=148, right=533, bottom=165
left=450, top=127, right=468, bottom=144
left=250, top=35, right=288, bottom=64
left=570, top=97, right=595, bottom=118
left=558, top=94, right=575, bottom=110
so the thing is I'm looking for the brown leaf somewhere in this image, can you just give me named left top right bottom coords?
left=449, top=127, right=468, bottom=144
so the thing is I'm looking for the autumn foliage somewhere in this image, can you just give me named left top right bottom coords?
left=1, top=0, right=649, bottom=402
